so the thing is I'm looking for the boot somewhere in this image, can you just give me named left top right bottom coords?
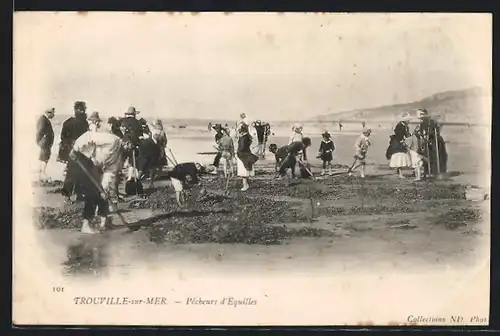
left=320, top=169, right=326, bottom=176
left=81, top=219, right=97, bottom=234
left=328, top=166, right=333, bottom=175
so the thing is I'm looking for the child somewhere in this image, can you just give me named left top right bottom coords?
left=406, top=126, right=425, bottom=181
left=217, top=129, right=235, bottom=179
left=289, top=123, right=304, bottom=144
left=269, top=143, right=289, bottom=174
left=278, top=137, right=312, bottom=179
left=166, top=162, right=215, bottom=207
left=347, top=128, right=372, bottom=178
left=317, top=131, right=335, bottom=175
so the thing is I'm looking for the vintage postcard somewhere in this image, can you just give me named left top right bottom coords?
left=13, top=12, right=491, bottom=326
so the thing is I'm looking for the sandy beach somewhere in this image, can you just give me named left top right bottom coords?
left=29, top=120, right=490, bottom=280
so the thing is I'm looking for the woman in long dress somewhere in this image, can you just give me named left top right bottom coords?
left=236, top=124, right=258, bottom=191
left=387, top=112, right=412, bottom=178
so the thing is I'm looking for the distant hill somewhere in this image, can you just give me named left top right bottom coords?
left=316, top=87, right=491, bottom=125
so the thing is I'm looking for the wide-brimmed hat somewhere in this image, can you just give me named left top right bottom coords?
left=125, top=106, right=140, bottom=116
left=362, top=128, right=372, bottom=135
left=88, top=111, right=102, bottom=123
left=321, top=131, right=331, bottom=138
left=400, top=112, right=412, bottom=121
left=212, top=123, right=223, bottom=131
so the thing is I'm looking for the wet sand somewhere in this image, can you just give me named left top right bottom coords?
left=30, top=123, right=490, bottom=279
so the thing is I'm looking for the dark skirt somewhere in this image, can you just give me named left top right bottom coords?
left=423, top=136, right=448, bottom=175
left=320, top=152, right=333, bottom=162
left=385, top=135, right=406, bottom=160
left=237, top=151, right=259, bottom=170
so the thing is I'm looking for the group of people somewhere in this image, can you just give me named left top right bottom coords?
left=386, top=109, right=447, bottom=181
left=207, top=114, right=270, bottom=191
left=268, top=108, right=447, bottom=182
left=207, top=114, right=272, bottom=190
left=36, top=101, right=211, bottom=234
left=268, top=123, right=371, bottom=179
left=35, top=103, right=449, bottom=234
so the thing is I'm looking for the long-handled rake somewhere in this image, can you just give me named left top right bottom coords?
left=297, top=157, right=316, bottom=180
left=167, top=148, right=179, bottom=166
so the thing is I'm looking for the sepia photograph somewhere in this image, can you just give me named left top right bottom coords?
left=13, top=12, right=491, bottom=326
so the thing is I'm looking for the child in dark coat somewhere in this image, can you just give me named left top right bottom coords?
left=277, top=137, right=311, bottom=179
left=317, top=131, right=335, bottom=175
left=269, top=143, right=289, bottom=174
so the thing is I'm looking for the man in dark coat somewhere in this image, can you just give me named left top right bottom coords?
left=36, top=108, right=55, bottom=181
left=59, top=101, right=89, bottom=202
left=57, top=101, right=89, bottom=164
left=119, top=106, right=150, bottom=181
left=107, top=117, right=124, bottom=139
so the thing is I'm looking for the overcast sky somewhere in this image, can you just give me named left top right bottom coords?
left=14, top=12, right=491, bottom=121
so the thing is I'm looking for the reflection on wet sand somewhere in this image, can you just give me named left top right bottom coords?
left=63, top=234, right=110, bottom=277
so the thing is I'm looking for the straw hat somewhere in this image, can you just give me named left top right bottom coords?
left=400, top=112, right=412, bottom=121
left=153, top=118, right=163, bottom=129
left=87, top=111, right=102, bottom=123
